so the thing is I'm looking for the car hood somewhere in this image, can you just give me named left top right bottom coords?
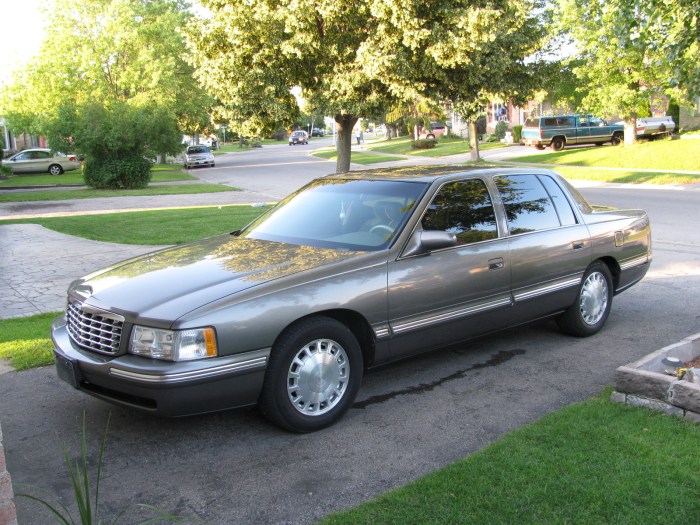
left=69, top=234, right=366, bottom=325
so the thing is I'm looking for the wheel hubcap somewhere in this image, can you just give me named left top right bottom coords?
left=579, top=271, right=608, bottom=325
left=287, top=338, right=349, bottom=416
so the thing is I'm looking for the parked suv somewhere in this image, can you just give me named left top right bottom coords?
left=289, top=130, right=309, bottom=145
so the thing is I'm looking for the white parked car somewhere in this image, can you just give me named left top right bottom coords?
left=184, top=145, right=215, bottom=169
left=3, top=148, right=81, bottom=175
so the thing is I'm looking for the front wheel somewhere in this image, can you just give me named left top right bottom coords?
left=259, top=316, right=363, bottom=432
left=48, top=164, right=64, bottom=175
left=611, top=133, right=623, bottom=146
left=557, top=261, right=613, bottom=337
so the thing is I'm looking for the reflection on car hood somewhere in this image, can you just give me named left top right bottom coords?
left=70, top=234, right=365, bottom=323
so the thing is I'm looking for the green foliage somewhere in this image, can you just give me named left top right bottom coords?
left=187, top=0, right=547, bottom=173
left=0, top=0, right=208, bottom=154
left=512, top=125, right=523, bottom=143
left=411, top=139, right=438, bottom=150
left=83, top=156, right=153, bottom=190
left=0, top=312, right=57, bottom=370
left=487, top=121, right=508, bottom=142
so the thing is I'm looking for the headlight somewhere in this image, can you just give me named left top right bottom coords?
left=130, top=326, right=217, bottom=361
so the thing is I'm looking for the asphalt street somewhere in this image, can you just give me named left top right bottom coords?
left=1, top=142, right=699, bottom=524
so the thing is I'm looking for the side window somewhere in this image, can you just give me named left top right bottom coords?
left=36, top=151, right=51, bottom=159
left=495, top=175, right=561, bottom=235
left=556, top=117, right=572, bottom=127
left=538, top=175, right=577, bottom=226
left=543, top=118, right=557, bottom=126
left=422, top=179, right=498, bottom=245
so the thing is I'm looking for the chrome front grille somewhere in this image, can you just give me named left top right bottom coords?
left=67, top=300, right=125, bottom=355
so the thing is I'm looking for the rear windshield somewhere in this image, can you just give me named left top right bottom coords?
left=524, top=118, right=539, bottom=127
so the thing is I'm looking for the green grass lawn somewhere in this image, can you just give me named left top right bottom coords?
left=0, top=163, right=196, bottom=187
left=0, top=312, right=59, bottom=370
left=0, top=183, right=236, bottom=203
left=550, top=166, right=700, bottom=185
left=321, top=390, right=700, bottom=525
left=365, top=136, right=507, bottom=157
left=509, top=139, right=700, bottom=172
left=312, top=149, right=402, bottom=165
left=1, top=204, right=272, bottom=244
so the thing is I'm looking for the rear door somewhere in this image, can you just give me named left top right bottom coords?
left=494, top=174, right=591, bottom=323
left=387, top=178, right=512, bottom=359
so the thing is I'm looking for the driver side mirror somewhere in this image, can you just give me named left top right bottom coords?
left=402, top=230, right=457, bottom=258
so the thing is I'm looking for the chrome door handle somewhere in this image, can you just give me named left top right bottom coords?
left=489, top=257, right=504, bottom=270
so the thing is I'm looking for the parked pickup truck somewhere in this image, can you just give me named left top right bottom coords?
left=523, top=115, right=624, bottom=151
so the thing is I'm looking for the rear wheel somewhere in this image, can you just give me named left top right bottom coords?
left=551, top=137, right=565, bottom=151
left=259, top=316, right=363, bottom=432
left=48, top=164, right=64, bottom=175
left=557, top=261, right=613, bottom=337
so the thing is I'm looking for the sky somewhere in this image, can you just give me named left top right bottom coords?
left=0, top=0, right=46, bottom=85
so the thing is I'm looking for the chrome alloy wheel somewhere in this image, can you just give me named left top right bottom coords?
left=579, top=271, right=609, bottom=325
left=287, top=338, right=349, bottom=416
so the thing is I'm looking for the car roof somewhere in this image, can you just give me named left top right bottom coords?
left=325, top=165, right=561, bottom=183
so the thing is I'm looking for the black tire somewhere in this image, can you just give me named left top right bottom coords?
left=427, top=133, right=435, bottom=139
left=48, top=164, right=64, bottom=175
left=535, top=144, right=546, bottom=150
left=259, top=316, right=363, bottom=432
left=551, top=137, right=565, bottom=151
left=611, top=132, right=623, bottom=146
left=557, top=261, right=613, bottom=337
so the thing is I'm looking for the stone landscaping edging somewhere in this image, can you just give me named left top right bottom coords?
left=612, top=332, right=700, bottom=422
left=0, top=423, right=18, bottom=525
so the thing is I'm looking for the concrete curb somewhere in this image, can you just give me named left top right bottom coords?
left=0, top=424, right=18, bottom=525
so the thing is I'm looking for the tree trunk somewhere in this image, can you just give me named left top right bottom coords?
left=469, top=121, right=480, bottom=161
left=624, top=112, right=637, bottom=146
left=335, top=114, right=359, bottom=174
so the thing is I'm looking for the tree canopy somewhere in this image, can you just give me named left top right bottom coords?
left=556, top=0, right=698, bottom=143
left=188, top=0, right=546, bottom=172
left=0, top=0, right=208, bottom=168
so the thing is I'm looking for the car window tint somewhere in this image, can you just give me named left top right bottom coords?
left=36, top=151, right=51, bottom=159
left=495, top=175, right=561, bottom=235
left=557, top=117, right=573, bottom=127
left=421, top=179, right=498, bottom=244
left=538, top=175, right=577, bottom=226
left=543, top=118, right=557, bottom=126
left=243, top=179, right=428, bottom=251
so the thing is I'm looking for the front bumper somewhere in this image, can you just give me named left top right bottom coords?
left=51, top=316, right=269, bottom=417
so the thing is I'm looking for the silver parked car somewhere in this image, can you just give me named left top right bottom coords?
left=4, top=148, right=81, bottom=175
left=184, top=145, right=215, bottom=169
left=52, top=167, right=651, bottom=432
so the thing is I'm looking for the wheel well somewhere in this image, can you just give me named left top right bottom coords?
left=596, top=256, right=621, bottom=291
left=275, top=310, right=376, bottom=368
left=551, top=135, right=566, bottom=144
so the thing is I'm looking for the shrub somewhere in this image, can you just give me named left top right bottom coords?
left=0, top=163, right=11, bottom=178
left=486, top=121, right=508, bottom=142
left=411, top=138, right=437, bottom=149
left=84, top=155, right=152, bottom=189
left=270, top=128, right=288, bottom=141
left=512, top=125, right=523, bottom=143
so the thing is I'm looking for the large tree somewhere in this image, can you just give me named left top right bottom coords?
left=187, top=0, right=547, bottom=173
left=556, top=0, right=697, bottom=144
left=0, top=0, right=208, bottom=169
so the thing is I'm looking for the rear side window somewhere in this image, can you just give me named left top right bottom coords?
left=543, top=118, right=557, bottom=126
left=556, top=117, right=573, bottom=126
left=495, top=175, right=563, bottom=235
left=422, top=179, right=498, bottom=244
left=538, top=175, right=578, bottom=226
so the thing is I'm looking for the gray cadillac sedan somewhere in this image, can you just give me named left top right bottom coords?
left=52, top=167, right=651, bottom=432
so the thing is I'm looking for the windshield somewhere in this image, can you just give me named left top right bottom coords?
left=241, top=178, right=428, bottom=251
